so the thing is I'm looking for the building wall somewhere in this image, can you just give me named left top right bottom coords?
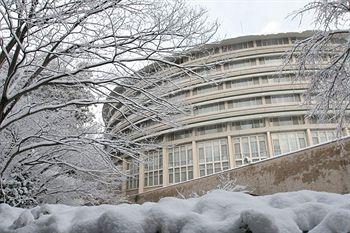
left=130, top=137, right=350, bottom=204
left=103, top=32, right=345, bottom=195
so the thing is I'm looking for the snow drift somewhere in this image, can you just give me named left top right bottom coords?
left=1, top=190, right=350, bottom=233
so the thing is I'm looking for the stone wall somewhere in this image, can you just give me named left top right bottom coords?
left=130, top=137, right=350, bottom=204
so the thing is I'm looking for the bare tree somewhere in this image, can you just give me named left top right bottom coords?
left=284, top=0, right=350, bottom=131
left=0, top=0, right=217, bottom=205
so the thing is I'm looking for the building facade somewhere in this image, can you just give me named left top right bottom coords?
left=103, top=32, right=343, bottom=195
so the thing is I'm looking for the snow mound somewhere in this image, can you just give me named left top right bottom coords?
left=1, top=190, right=350, bottom=233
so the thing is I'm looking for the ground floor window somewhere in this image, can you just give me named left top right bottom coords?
left=144, top=150, right=163, bottom=187
left=126, top=159, right=139, bottom=190
left=168, top=144, right=193, bottom=184
left=197, top=138, right=229, bottom=177
left=232, top=134, right=268, bottom=167
left=271, top=131, right=307, bottom=156
left=311, top=130, right=336, bottom=145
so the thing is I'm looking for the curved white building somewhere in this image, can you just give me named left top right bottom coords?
left=103, top=32, right=342, bottom=195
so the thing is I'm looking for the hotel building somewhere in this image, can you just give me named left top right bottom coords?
left=103, top=32, right=342, bottom=195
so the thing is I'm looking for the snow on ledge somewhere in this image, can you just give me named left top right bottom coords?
left=1, top=190, right=350, bottom=233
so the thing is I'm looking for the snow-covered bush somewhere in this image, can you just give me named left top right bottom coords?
left=1, top=190, right=350, bottom=233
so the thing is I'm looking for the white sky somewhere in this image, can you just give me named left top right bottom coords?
left=188, top=0, right=315, bottom=41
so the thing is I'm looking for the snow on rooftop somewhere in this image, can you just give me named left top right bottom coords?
left=1, top=190, right=350, bottom=233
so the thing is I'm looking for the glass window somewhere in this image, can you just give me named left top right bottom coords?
left=223, top=58, right=256, bottom=71
left=193, top=83, right=224, bottom=96
left=233, top=134, right=269, bottom=166
left=225, top=74, right=294, bottom=91
left=197, top=138, right=230, bottom=177
left=168, top=129, right=192, bottom=141
left=265, top=94, right=301, bottom=104
left=213, top=143, right=221, bottom=161
left=222, top=41, right=254, bottom=52
left=271, top=131, right=307, bottom=156
left=196, top=123, right=226, bottom=136
left=256, top=38, right=289, bottom=47
left=311, top=130, right=336, bottom=145
left=234, top=138, right=241, bottom=159
left=126, top=159, right=139, bottom=190
left=194, top=102, right=225, bottom=115
left=188, top=166, right=193, bottom=180
left=228, top=97, right=263, bottom=109
left=232, top=119, right=265, bottom=130
left=205, top=145, right=213, bottom=162
left=270, top=116, right=305, bottom=126
left=221, top=144, right=228, bottom=160
left=144, top=150, right=163, bottom=187
left=167, top=144, right=194, bottom=184
left=167, top=90, right=190, bottom=101
left=259, top=56, right=283, bottom=65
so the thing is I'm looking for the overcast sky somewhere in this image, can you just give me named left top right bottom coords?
left=188, top=0, right=315, bottom=41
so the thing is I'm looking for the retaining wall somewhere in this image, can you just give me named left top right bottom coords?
left=130, top=137, right=350, bottom=204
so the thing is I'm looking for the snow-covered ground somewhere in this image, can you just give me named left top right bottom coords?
left=1, top=190, right=350, bottom=233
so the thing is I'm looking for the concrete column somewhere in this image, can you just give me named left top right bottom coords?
left=266, top=131, right=273, bottom=158
left=253, top=40, right=257, bottom=47
left=121, top=159, right=128, bottom=195
left=306, top=128, right=313, bottom=146
left=224, top=101, right=229, bottom=110
left=228, top=135, right=235, bottom=169
left=192, top=141, right=199, bottom=178
left=138, top=162, right=144, bottom=193
left=265, top=117, right=270, bottom=127
left=256, top=57, right=260, bottom=65
left=162, top=147, right=169, bottom=186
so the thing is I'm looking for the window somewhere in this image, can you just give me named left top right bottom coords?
left=223, top=58, right=256, bottom=70
left=232, top=135, right=268, bottom=166
left=256, top=38, right=289, bottom=47
left=195, top=65, right=221, bottom=76
left=291, top=37, right=308, bottom=43
left=271, top=132, right=307, bottom=156
left=126, top=159, right=139, bottom=190
left=196, top=123, right=226, bottom=136
left=311, top=130, right=336, bottom=145
left=309, top=115, right=337, bottom=124
left=226, top=77, right=259, bottom=89
left=194, top=102, right=225, bottom=115
left=265, top=94, right=301, bottom=104
left=144, top=150, right=163, bottom=187
left=222, top=41, right=254, bottom=52
left=270, top=116, right=305, bottom=126
left=191, top=47, right=220, bottom=60
left=168, top=144, right=193, bottom=184
left=267, top=74, right=294, bottom=83
left=168, top=129, right=192, bottom=141
left=228, top=97, right=263, bottom=109
left=139, top=119, right=159, bottom=128
left=197, top=138, right=230, bottom=177
left=259, top=56, right=283, bottom=65
left=167, top=90, right=190, bottom=101
left=232, top=119, right=265, bottom=130
left=193, top=83, right=223, bottom=95
left=225, top=74, right=295, bottom=90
